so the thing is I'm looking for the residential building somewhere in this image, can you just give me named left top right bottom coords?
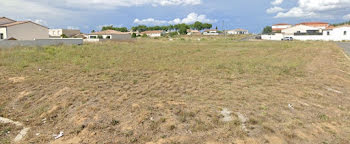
left=203, top=29, right=219, bottom=35
left=87, top=30, right=131, bottom=40
left=49, top=29, right=81, bottom=38
left=282, top=25, right=320, bottom=35
left=187, top=29, right=201, bottom=35
left=262, top=22, right=350, bottom=41
left=0, top=17, right=48, bottom=40
left=141, top=30, right=164, bottom=37
left=226, top=29, right=249, bottom=35
left=322, top=25, right=350, bottom=41
left=296, top=22, right=329, bottom=29
left=272, top=23, right=292, bottom=32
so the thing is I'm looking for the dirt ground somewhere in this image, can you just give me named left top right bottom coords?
left=1, top=38, right=350, bottom=144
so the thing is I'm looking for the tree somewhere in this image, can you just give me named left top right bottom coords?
left=101, top=25, right=128, bottom=32
left=203, top=23, right=212, bottom=29
left=193, top=21, right=204, bottom=30
left=61, top=34, right=68, bottom=38
left=262, top=26, right=272, bottom=34
left=131, top=33, right=137, bottom=38
left=91, top=30, right=95, bottom=33
left=215, top=26, right=218, bottom=30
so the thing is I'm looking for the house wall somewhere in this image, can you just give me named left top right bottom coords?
left=0, top=38, right=83, bottom=48
left=111, top=34, right=131, bottom=40
left=0, top=28, right=7, bottom=39
left=0, top=18, right=15, bottom=25
left=7, top=22, right=49, bottom=40
left=282, top=25, right=318, bottom=35
left=272, top=25, right=291, bottom=29
left=49, top=29, right=63, bottom=37
left=227, top=31, right=248, bottom=35
left=147, top=33, right=161, bottom=37
left=322, top=27, right=350, bottom=41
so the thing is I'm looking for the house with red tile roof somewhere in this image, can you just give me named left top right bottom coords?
left=272, top=23, right=292, bottom=32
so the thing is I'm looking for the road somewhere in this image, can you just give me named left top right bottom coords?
left=337, top=42, right=350, bottom=57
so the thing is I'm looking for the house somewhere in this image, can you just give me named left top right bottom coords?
left=49, top=29, right=81, bottom=38
left=203, top=29, right=219, bottom=35
left=141, top=30, right=164, bottom=37
left=282, top=25, right=321, bottom=35
left=296, top=22, right=329, bottom=29
left=87, top=30, right=131, bottom=40
left=262, top=22, right=350, bottom=41
left=322, top=25, right=350, bottom=41
left=272, top=23, right=292, bottom=32
left=0, top=17, right=48, bottom=40
left=226, top=29, right=249, bottom=35
left=187, top=29, right=201, bottom=35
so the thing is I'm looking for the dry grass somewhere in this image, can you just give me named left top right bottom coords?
left=0, top=38, right=350, bottom=143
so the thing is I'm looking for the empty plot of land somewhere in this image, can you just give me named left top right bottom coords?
left=0, top=38, right=350, bottom=143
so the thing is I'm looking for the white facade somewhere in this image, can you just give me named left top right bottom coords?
left=0, top=27, right=6, bottom=40
left=88, top=34, right=113, bottom=39
left=146, top=33, right=161, bottom=37
left=282, top=25, right=320, bottom=35
left=227, top=29, right=249, bottom=35
left=322, top=26, right=350, bottom=41
left=49, top=29, right=63, bottom=37
left=262, top=26, right=350, bottom=41
left=203, top=30, right=219, bottom=35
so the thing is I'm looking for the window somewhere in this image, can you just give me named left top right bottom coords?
left=344, top=31, right=347, bottom=35
left=106, top=36, right=111, bottom=39
left=90, top=36, right=97, bottom=39
left=327, top=32, right=330, bottom=35
left=0, top=33, right=3, bottom=39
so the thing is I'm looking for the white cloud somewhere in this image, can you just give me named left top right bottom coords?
left=266, top=7, right=285, bottom=14
left=0, top=0, right=202, bottom=28
left=271, top=0, right=283, bottom=5
left=344, top=14, right=350, bottom=20
left=134, top=18, right=168, bottom=25
left=274, top=7, right=317, bottom=18
left=134, top=13, right=217, bottom=25
left=273, top=0, right=350, bottom=18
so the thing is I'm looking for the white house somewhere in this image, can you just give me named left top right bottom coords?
left=187, top=29, right=201, bottom=35
left=203, top=29, right=219, bottom=35
left=262, top=23, right=350, bottom=41
left=141, top=30, right=164, bottom=37
left=272, top=23, right=292, bottom=32
left=226, top=29, right=249, bottom=35
left=281, top=25, right=320, bottom=35
left=49, top=29, right=81, bottom=38
left=322, top=25, right=350, bottom=41
left=296, top=22, right=329, bottom=30
left=87, top=30, right=131, bottom=40
left=0, top=17, right=48, bottom=40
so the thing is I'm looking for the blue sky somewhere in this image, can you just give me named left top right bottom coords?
left=1, top=0, right=350, bottom=33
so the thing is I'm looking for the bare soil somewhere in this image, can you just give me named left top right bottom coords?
left=1, top=39, right=350, bottom=143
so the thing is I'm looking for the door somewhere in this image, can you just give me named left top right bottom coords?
left=0, top=33, right=3, bottom=39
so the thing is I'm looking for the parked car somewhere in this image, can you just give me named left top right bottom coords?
left=281, top=37, right=293, bottom=41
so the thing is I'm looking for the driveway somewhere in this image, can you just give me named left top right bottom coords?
left=337, top=42, right=350, bottom=56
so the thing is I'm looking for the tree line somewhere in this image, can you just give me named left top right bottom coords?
left=100, top=21, right=213, bottom=35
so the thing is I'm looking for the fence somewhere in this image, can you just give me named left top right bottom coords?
left=0, top=38, right=83, bottom=48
